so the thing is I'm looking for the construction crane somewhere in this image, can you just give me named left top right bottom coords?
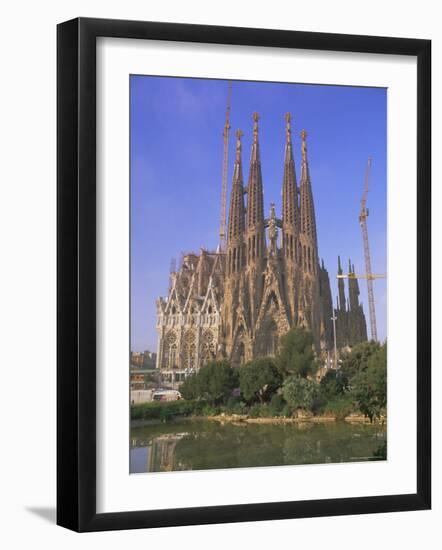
left=219, top=81, right=232, bottom=252
left=359, top=157, right=378, bottom=341
left=337, top=273, right=386, bottom=280
left=336, top=158, right=386, bottom=341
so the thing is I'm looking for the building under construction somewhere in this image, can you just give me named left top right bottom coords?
left=155, top=113, right=368, bottom=374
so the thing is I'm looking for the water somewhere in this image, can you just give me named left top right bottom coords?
left=130, top=419, right=386, bottom=473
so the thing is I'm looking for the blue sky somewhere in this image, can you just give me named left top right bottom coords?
left=130, top=76, right=387, bottom=352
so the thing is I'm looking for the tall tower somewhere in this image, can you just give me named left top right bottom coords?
left=281, top=113, right=300, bottom=322
left=298, top=130, right=320, bottom=347
left=223, top=129, right=247, bottom=363
left=246, top=113, right=266, bottom=325
left=226, top=130, right=246, bottom=276
left=299, top=129, right=318, bottom=268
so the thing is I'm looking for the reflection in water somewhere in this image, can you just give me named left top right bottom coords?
left=130, top=420, right=386, bottom=474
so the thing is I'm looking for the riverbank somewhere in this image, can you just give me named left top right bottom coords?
left=207, top=412, right=385, bottom=425
left=131, top=398, right=386, bottom=427
left=131, top=409, right=386, bottom=428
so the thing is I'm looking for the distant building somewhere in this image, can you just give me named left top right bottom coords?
left=130, top=350, right=157, bottom=369
left=155, top=113, right=368, bottom=374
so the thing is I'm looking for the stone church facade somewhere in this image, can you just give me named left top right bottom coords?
left=156, top=113, right=367, bottom=374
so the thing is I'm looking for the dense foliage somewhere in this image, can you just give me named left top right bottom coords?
left=239, top=357, right=282, bottom=403
left=277, top=328, right=316, bottom=378
left=131, top=399, right=203, bottom=421
left=351, top=344, right=387, bottom=421
left=179, top=360, right=239, bottom=405
left=282, top=376, right=319, bottom=410
left=340, top=341, right=381, bottom=382
left=133, top=328, right=387, bottom=423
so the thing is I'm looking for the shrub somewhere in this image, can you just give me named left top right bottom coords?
left=180, top=360, right=239, bottom=405
left=322, top=395, right=354, bottom=420
left=224, top=397, right=247, bottom=415
left=282, top=376, right=319, bottom=411
left=319, top=369, right=347, bottom=401
left=200, top=404, right=220, bottom=416
left=268, top=394, right=286, bottom=416
left=239, top=357, right=282, bottom=404
left=131, top=400, right=201, bottom=421
left=249, top=404, right=263, bottom=418
left=351, top=344, right=387, bottom=422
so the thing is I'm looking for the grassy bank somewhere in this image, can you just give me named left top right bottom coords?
left=131, top=398, right=385, bottom=424
left=131, top=400, right=206, bottom=422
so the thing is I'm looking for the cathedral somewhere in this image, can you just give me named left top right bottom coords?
left=155, top=113, right=367, bottom=375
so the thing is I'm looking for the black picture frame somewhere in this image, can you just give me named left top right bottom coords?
left=57, top=17, right=431, bottom=532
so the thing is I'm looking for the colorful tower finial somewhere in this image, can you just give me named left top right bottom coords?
left=235, top=129, right=243, bottom=160
left=285, top=112, right=292, bottom=143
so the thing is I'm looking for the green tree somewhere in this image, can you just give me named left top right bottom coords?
left=179, top=374, right=200, bottom=401
left=180, top=360, right=238, bottom=405
left=239, top=357, right=282, bottom=404
left=351, top=344, right=387, bottom=422
left=282, top=376, right=319, bottom=411
left=319, top=369, right=347, bottom=401
left=340, top=341, right=381, bottom=384
left=277, top=328, right=316, bottom=378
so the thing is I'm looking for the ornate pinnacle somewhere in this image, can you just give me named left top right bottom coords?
left=285, top=112, right=292, bottom=143
left=235, top=129, right=243, bottom=160
left=300, top=129, right=307, bottom=141
left=252, top=112, right=260, bottom=141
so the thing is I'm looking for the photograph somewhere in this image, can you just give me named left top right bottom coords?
left=129, top=76, right=388, bottom=474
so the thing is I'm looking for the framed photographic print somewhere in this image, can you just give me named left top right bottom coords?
left=57, top=17, right=431, bottom=532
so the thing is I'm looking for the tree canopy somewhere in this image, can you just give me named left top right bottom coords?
left=282, top=376, right=319, bottom=411
left=277, top=327, right=316, bottom=378
left=179, top=360, right=238, bottom=405
left=239, top=357, right=282, bottom=404
left=351, top=344, right=387, bottom=422
left=340, top=340, right=381, bottom=383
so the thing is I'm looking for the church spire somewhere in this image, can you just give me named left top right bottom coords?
left=246, top=113, right=265, bottom=265
left=226, top=130, right=246, bottom=274
left=299, top=130, right=317, bottom=246
left=282, top=113, right=299, bottom=230
left=282, top=113, right=299, bottom=264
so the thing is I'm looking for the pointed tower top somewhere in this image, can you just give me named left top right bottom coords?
left=338, top=255, right=342, bottom=272
left=285, top=112, right=292, bottom=143
left=348, top=258, right=352, bottom=274
left=227, top=129, right=245, bottom=247
left=252, top=112, right=260, bottom=144
left=282, top=112, right=298, bottom=232
left=235, top=129, right=243, bottom=160
left=300, top=130, right=309, bottom=177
